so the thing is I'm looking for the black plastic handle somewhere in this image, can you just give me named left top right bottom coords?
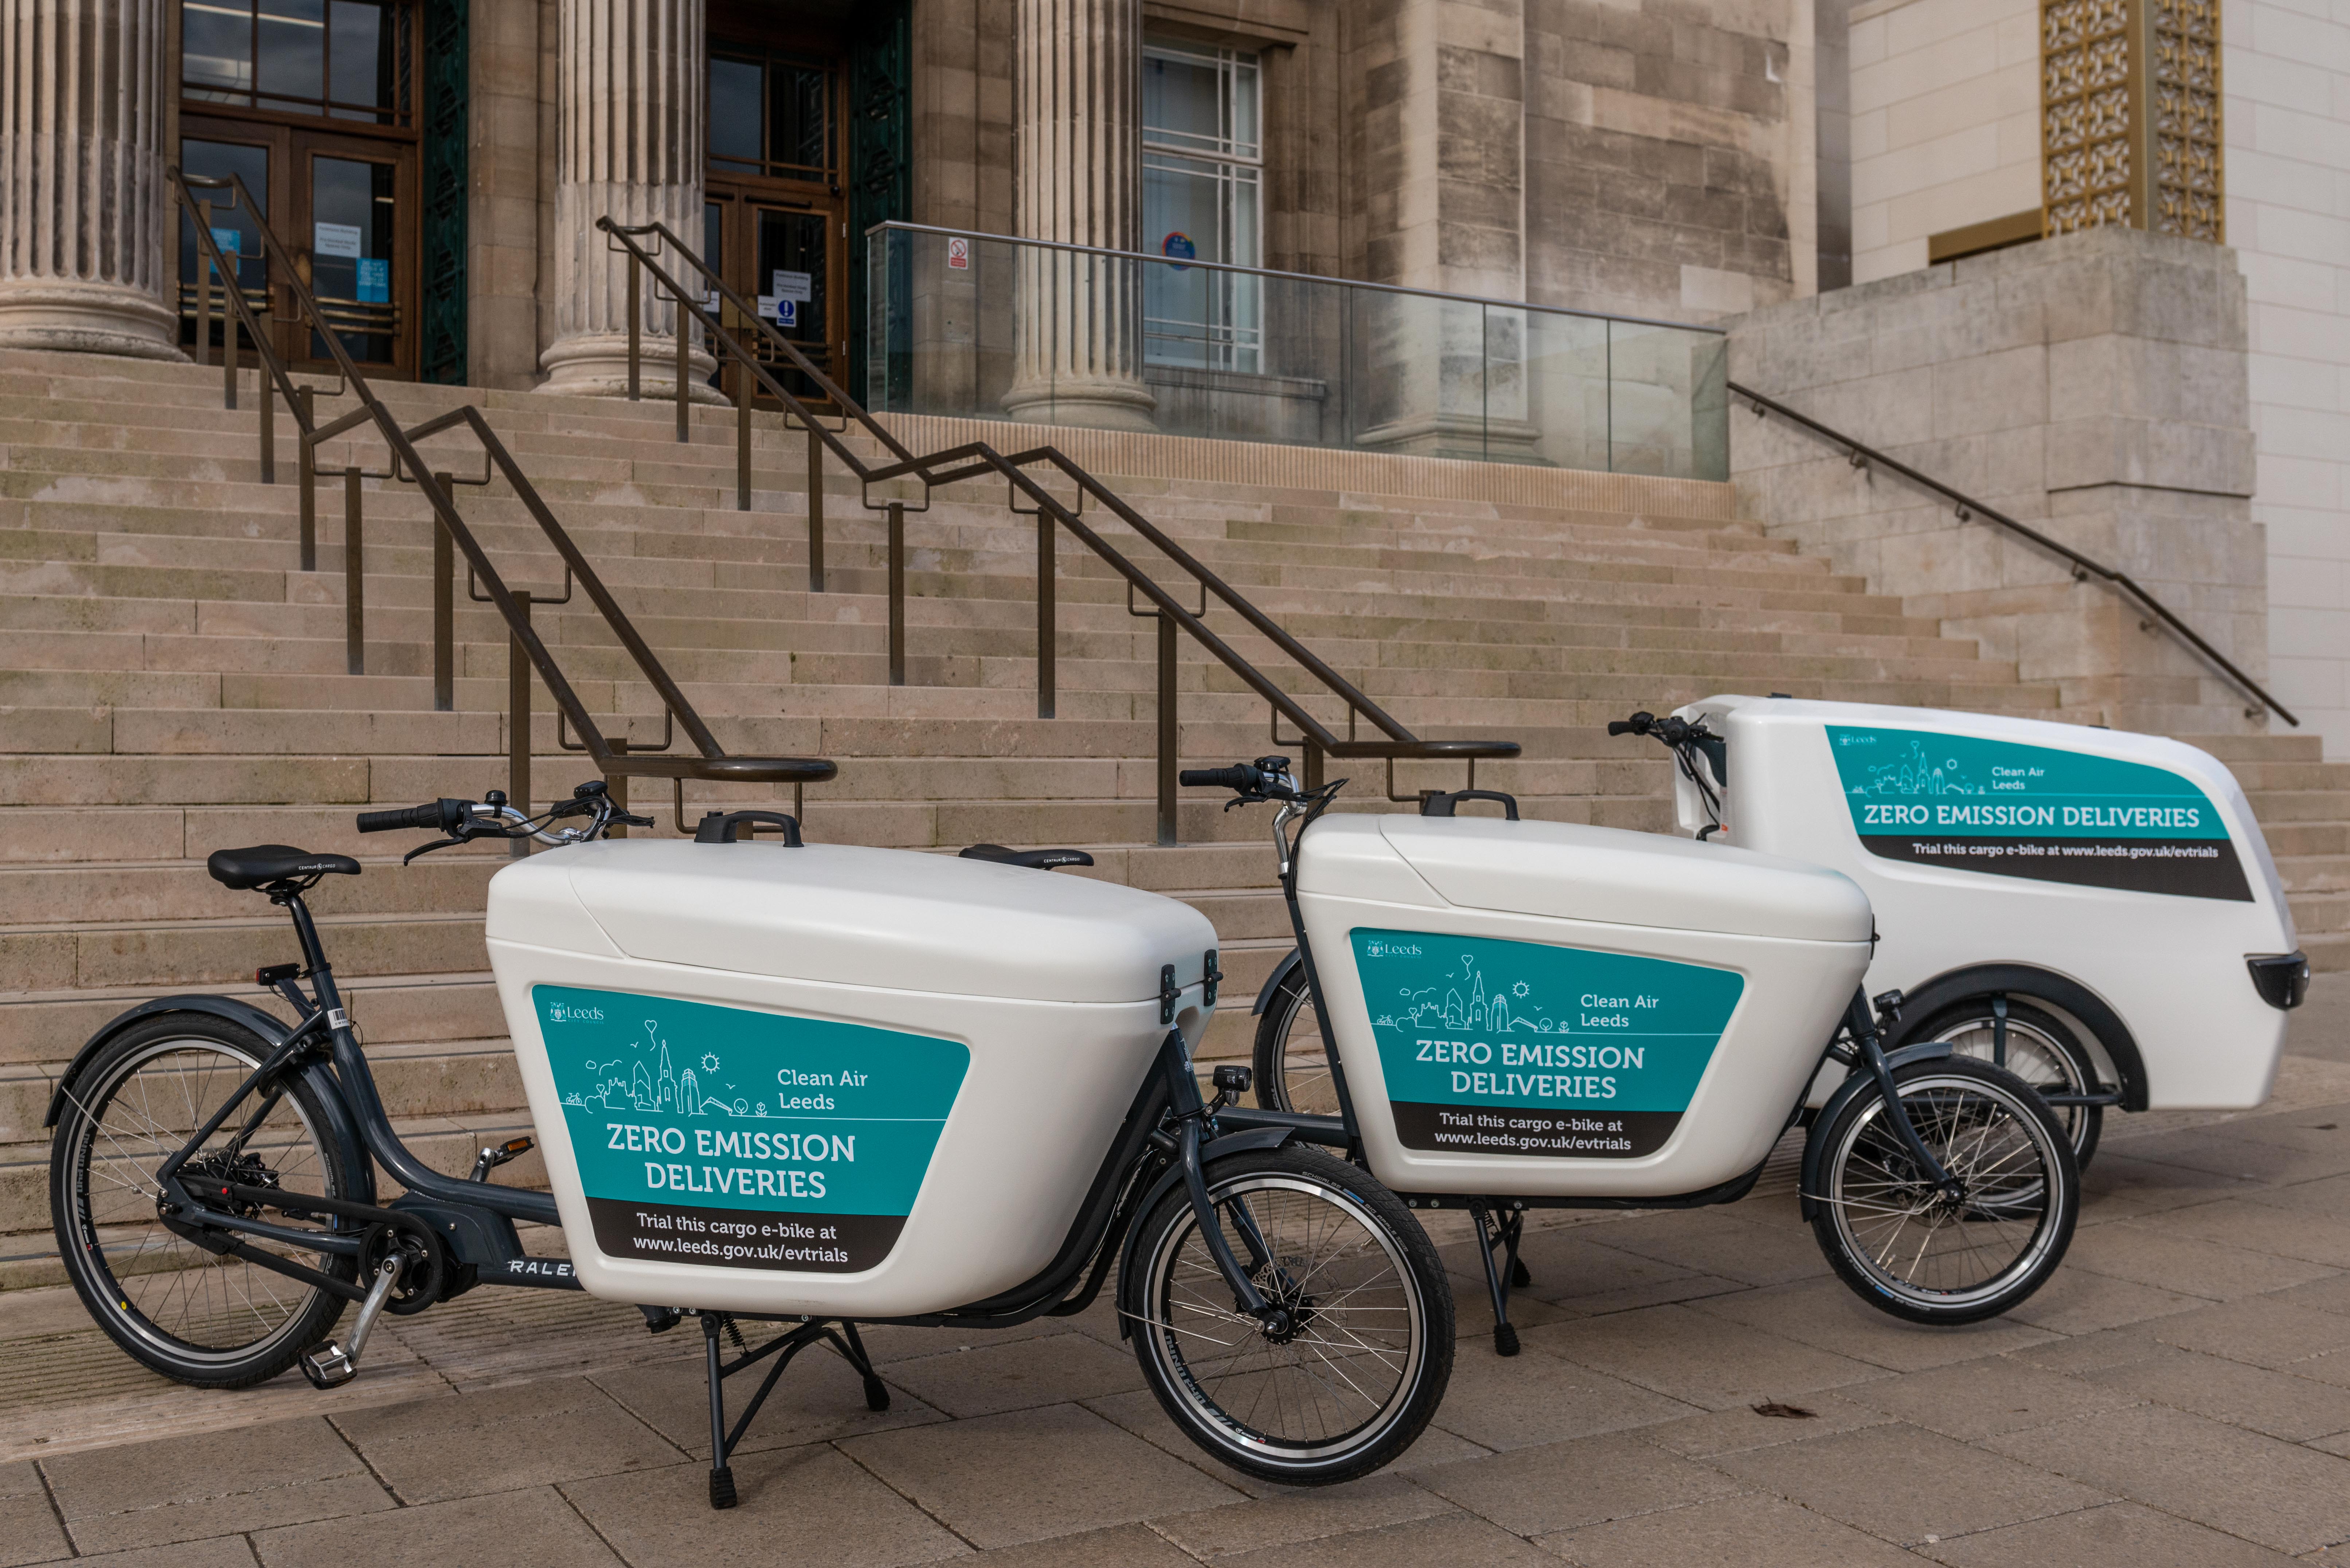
left=1420, top=788, right=1520, bottom=820
left=692, top=810, right=803, bottom=846
left=356, top=799, right=468, bottom=834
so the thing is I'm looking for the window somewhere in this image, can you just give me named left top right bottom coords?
left=1142, top=37, right=1261, bottom=372
left=181, top=0, right=410, bottom=124
left=708, top=49, right=837, bottom=184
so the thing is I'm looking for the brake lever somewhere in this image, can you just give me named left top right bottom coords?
left=610, top=810, right=654, bottom=830
left=401, top=836, right=464, bottom=865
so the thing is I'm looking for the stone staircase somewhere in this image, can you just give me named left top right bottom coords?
left=2, top=345, right=2342, bottom=1289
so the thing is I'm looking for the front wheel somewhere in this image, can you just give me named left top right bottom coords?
left=1251, top=961, right=1341, bottom=1115
left=1126, top=1145, right=1452, bottom=1485
left=1810, top=1056, right=2078, bottom=1325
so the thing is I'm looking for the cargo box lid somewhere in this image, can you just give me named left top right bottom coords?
left=486, top=839, right=1219, bottom=1004
left=1302, top=816, right=1872, bottom=942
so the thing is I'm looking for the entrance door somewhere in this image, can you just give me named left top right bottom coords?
left=704, top=35, right=848, bottom=404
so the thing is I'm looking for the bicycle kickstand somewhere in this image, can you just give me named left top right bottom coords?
left=1469, top=1201, right=1530, bottom=1357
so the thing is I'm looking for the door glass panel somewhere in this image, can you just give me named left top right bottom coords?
left=709, top=59, right=762, bottom=170
left=181, top=0, right=409, bottom=122
left=178, top=138, right=270, bottom=352
left=256, top=0, right=325, bottom=107
left=311, top=155, right=397, bottom=364
left=756, top=208, right=828, bottom=396
left=770, top=63, right=829, bottom=175
left=328, top=0, right=398, bottom=121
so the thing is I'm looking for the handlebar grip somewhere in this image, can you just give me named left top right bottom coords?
left=1179, top=766, right=1257, bottom=791
left=356, top=800, right=464, bottom=833
left=1605, top=721, right=1635, bottom=736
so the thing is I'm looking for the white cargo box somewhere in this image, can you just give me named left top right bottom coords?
left=1671, top=696, right=2298, bottom=1110
left=484, top=839, right=1219, bottom=1316
left=1297, top=815, right=1874, bottom=1199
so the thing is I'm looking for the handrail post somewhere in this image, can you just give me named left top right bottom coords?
left=806, top=424, right=825, bottom=592
left=508, top=593, right=533, bottom=857
left=626, top=252, right=641, bottom=401
left=1037, top=512, right=1055, bottom=720
left=195, top=199, right=213, bottom=368
left=258, top=364, right=274, bottom=482
left=887, top=501, right=906, bottom=686
left=296, top=387, right=316, bottom=571
left=432, top=473, right=454, bottom=713
left=676, top=287, right=691, bottom=442
left=737, top=377, right=751, bottom=510
left=1157, top=610, right=1178, bottom=847
left=605, top=752, right=629, bottom=838
left=343, top=466, right=364, bottom=674
left=223, top=272, right=238, bottom=409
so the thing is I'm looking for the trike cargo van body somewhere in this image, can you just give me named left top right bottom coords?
left=1671, top=697, right=2298, bottom=1110
left=485, top=838, right=1219, bottom=1316
left=1295, top=814, right=1875, bottom=1199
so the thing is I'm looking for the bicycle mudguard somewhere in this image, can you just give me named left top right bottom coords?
left=1796, top=1042, right=1955, bottom=1222
left=1885, top=963, right=2148, bottom=1113
left=1113, top=1125, right=1300, bottom=1339
left=45, top=995, right=377, bottom=1206
left=1249, top=947, right=1303, bottom=1016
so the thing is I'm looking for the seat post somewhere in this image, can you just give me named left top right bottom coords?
left=273, top=890, right=343, bottom=1014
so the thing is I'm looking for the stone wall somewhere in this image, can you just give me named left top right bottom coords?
left=1517, top=0, right=1818, bottom=322
left=1731, top=226, right=2269, bottom=737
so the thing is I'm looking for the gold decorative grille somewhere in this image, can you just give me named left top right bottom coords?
left=2040, top=0, right=2222, bottom=242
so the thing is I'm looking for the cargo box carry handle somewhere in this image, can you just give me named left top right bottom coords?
left=691, top=810, right=804, bottom=846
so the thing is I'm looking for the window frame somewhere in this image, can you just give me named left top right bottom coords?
left=1140, top=34, right=1266, bottom=372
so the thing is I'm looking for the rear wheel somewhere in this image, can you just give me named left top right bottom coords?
left=1251, top=964, right=1341, bottom=1116
left=50, top=1014, right=359, bottom=1387
left=1911, top=997, right=2103, bottom=1165
left=1126, top=1145, right=1452, bottom=1485
left=1810, top=1056, right=2077, bottom=1325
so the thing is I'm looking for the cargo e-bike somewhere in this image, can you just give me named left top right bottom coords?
left=47, top=783, right=1454, bottom=1504
left=1204, top=755, right=2080, bottom=1353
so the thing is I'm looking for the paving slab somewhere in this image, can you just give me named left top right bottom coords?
left=562, top=1446, right=969, bottom=1568
left=1535, top=1491, right=1924, bottom=1567
left=2056, top=1222, right=2342, bottom=1300
left=839, top=1402, right=1242, bottom=1549
left=2144, top=1295, right=2350, bottom=1372
left=2000, top=1259, right=2213, bottom=1335
left=39, top=1414, right=393, bottom=1553
left=1570, top=1211, right=1834, bottom=1289
left=2145, top=1196, right=2350, bottom=1269
left=328, top=1376, right=684, bottom=1502
left=1834, top=1352, right=2140, bottom=1441
left=1913, top=1500, right=2298, bottom=1567
left=2080, top=1342, right=2350, bottom=1440
left=877, top=1331, right=1148, bottom=1419
left=1632, top=1390, right=1896, bottom=1458
left=589, top=1342, right=947, bottom=1457
left=251, top=1486, right=622, bottom=1568
left=0, top=1460, right=68, bottom=1568
left=1076, top=1387, right=1491, bottom=1497
left=953, top=1524, right=1193, bottom=1568
left=1686, top=1279, right=2059, bottom=1373
left=1147, top=1473, right=1456, bottom=1559
left=1526, top=1302, right=1887, bottom=1412
left=1413, top=1341, right=1697, bottom=1450
left=1986, top=1404, right=2350, bottom=1555
left=1708, top=1420, right=2110, bottom=1547
left=1203, top=1509, right=1559, bottom=1568
left=1407, top=1430, right=1740, bottom=1536
left=30, top=1541, right=260, bottom=1568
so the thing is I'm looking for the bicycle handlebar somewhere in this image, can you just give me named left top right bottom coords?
left=1178, top=766, right=1259, bottom=791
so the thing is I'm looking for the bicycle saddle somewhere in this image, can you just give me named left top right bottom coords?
left=958, top=843, right=1094, bottom=870
left=206, top=845, right=362, bottom=890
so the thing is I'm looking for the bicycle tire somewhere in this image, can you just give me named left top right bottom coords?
left=1810, top=1056, right=2078, bottom=1326
left=1127, top=1145, right=1452, bottom=1485
left=1910, top=996, right=2104, bottom=1166
left=1250, top=963, right=1342, bottom=1117
left=51, top=1012, right=360, bottom=1388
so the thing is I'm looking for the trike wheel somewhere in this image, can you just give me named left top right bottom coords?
left=1127, top=1145, right=1452, bottom=1485
left=1810, top=1057, right=2077, bottom=1325
left=1251, top=964, right=1341, bottom=1116
left=1912, top=997, right=2103, bottom=1166
left=50, top=1013, right=359, bottom=1387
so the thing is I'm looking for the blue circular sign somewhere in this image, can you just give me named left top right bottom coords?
left=1162, top=231, right=1196, bottom=271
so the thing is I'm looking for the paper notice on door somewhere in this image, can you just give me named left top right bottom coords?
left=314, top=222, right=363, bottom=259
left=771, top=269, right=812, bottom=303
left=356, top=257, right=390, bottom=303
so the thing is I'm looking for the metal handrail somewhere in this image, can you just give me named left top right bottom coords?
left=1728, top=379, right=2297, bottom=728
left=597, top=217, right=1519, bottom=844
left=165, top=168, right=837, bottom=834
left=866, top=220, right=1731, bottom=337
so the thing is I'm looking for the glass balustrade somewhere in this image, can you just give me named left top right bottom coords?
left=865, top=222, right=1728, bottom=482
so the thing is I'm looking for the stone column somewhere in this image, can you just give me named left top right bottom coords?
left=1000, top=0, right=1156, bottom=432
left=0, top=0, right=179, bottom=359
left=537, top=0, right=719, bottom=401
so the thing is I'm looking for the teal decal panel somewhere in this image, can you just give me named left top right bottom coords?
left=1825, top=726, right=2249, bottom=900
left=534, top=986, right=968, bottom=1272
left=1349, top=931, right=1744, bottom=1159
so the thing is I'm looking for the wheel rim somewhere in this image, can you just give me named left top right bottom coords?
left=1268, top=991, right=1341, bottom=1115
left=1143, top=1173, right=1426, bottom=1465
left=1929, top=1013, right=2093, bottom=1149
left=63, top=1036, right=339, bottom=1365
left=1825, top=1071, right=2066, bottom=1310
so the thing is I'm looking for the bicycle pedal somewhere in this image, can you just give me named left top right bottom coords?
left=298, top=1341, right=357, bottom=1388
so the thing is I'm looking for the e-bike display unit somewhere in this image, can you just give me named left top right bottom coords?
left=1642, top=696, right=2308, bottom=1165
left=47, top=785, right=1455, bottom=1507
left=1224, top=758, right=2083, bottom=1355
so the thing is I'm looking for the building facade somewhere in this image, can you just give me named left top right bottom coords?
left=0, top=0, right=2342, bottom=749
